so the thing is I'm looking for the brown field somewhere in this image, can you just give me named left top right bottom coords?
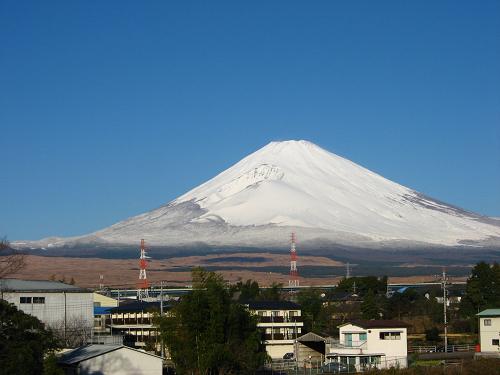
left=10, top=253, right=344, bottom=288
left=8, top=253, right=466, bottom=289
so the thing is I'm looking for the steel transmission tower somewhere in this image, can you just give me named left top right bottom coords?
left=289, top=233, right=299, bottom=287
left=137, top=239, right=150, bottom=300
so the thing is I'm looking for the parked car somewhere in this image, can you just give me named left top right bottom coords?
left=282, top=352, right=295, bottom=360
left=320, top=361, right=354, bottom=374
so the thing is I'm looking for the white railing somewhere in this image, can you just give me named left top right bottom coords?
left=327, top=339, right=368, bottom=349
left=409, top=344, right=476, bottom=353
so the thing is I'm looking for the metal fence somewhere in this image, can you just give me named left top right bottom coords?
left=264, top=357, right=409, bottom=374
left=409, top=344, right=476, bottom=353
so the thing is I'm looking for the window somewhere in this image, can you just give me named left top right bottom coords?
left=20, top=297, right=32, bottom=304
left=359, top=333, right=367, bottom=341
left=484, top=319, right=492, bottom=326
left=493, top=339, right=500, bottom=346
left=33, top=297, right=45, bottom=304
left=379, top=331, right=401, bottom=340
left=370, top=356, right=381, bottom=365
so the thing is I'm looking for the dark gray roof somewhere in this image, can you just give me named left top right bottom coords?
left=297, top=332, right=326, bottom=342
left=111, top=301, right=169, bottom=313
left=58, top=345, right=161, bottom=365
left=246, top=300, right=301, bottom=310
left=0, top=279, right=90, bottom=293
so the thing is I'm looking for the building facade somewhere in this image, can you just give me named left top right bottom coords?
left=326, top=320, right=409, bottom=371
left=247, top=300, right=304, bottom=359
left=0, top=279, right=93, bottom=341
left=108, top=301, right=164, bottom=351
left=477, top=309, right=500, bottom=356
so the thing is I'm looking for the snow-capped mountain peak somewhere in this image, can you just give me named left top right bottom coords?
left=14, top=140, right=500, bottom=250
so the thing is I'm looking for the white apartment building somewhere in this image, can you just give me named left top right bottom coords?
left=108, top=300, right=163, bottom=350
left=477, top=309, right=500, bottom=356
left=0, top=279, right=94, bottom=334
left=326, top=320, right=409, bottom=371
left=247, top=300, right=304, bottom=359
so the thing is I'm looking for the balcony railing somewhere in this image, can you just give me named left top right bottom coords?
left=326, top=339, right=367, bottom=349
left=264, top=333, right=298, bottom=341
left=258, top=316, right=303, bottom=323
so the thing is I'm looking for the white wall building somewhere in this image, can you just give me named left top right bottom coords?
left=326, top=320, right=409, bottom=371
left=247, top=300, right=304, bottom=359
left=477, top=309, right=500, bottom=357
left=58, top=344, right=163, bottom=375
left=0, top=279, right=94, bottom=335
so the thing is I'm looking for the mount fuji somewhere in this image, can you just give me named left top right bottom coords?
left=15, top=140, right=500, bottom=251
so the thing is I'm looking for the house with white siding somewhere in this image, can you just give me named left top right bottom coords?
left=326, top=320, right=410, bottom=371
left=477, top=309, right=500, bottom=357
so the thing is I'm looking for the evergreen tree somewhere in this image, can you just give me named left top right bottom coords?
left=0, top=300, right=60, bottom=375
left=259, top=282, right=282, bottom=301
left=156, top=268, right=267, bottom=374
left=297, top=288, right=323, bottom=332
left=234, top=279, right=260, bottom=301
left=361, top=289, right=380, bottom=320
left=460, top=262, right=500, bottom=318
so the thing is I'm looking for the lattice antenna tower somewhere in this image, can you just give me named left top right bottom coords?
left=289, top=232, right=299, bottom=287
left=137, top=239, right=150, bottom=300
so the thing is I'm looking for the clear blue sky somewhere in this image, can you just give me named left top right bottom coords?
left=1, top=1, right=499, bottom=240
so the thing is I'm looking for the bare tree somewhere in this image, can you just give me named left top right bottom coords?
left=0, top=236, right=26, bottom=279
left=50, top=317, right=94, bottom=348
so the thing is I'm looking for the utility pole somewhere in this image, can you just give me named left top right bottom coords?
left=160, top=281, right=164, bottom=358
left=441, top=269, right=449, bottom=352
left=63, top=292, right=67, bottom=345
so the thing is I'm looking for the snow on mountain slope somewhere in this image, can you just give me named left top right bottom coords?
left=15, top=140, right=500, bottom=249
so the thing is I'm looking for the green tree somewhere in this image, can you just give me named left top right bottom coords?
left=460, top=262, right=500, bottom=319
left=156, top=268, right=267, bottom=374
left=259, top=282, right=282, bottom=301
left=233, top=279, right=260, bottom=301
left=425, top=327, right=440, bottom=343
left=337, top=276, right=387, bottom=297
left=386, top=289, right=421, bottom=320
left=361, top=289, right=380, bottom=320
left=297, top=288, right=323, bottom=332
left=43, top=352, right=64, bottom=375
left=0, top=300, right=60, bottom=375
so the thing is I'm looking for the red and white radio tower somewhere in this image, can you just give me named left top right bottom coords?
left=289, top=232, right=299, bottom=287
left=137, top=239, right=150, bottom=300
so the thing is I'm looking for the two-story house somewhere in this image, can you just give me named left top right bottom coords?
left=247, top=300, right=304, bottom=359
left=326, top=320, right=410, bottom=371
left=477, top=309, right=500, bottom=357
